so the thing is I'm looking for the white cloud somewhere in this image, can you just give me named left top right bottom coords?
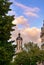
left=20, top=27, right=41, bottom=43
left=15, top=2, right=40, bottom=12
left=11, top=26, right=41, bottom=45
left=9, top=1, right=41, bottom=46
left=14, top=1, right=40, bottom=17
left=12, top=16, right=29, bottom=27
left=12, top=15, right=41, bottom=44
left=24, top=11, right=39, bottom=17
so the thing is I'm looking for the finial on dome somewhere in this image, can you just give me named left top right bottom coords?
left=18, top=33, right=21, bottom=37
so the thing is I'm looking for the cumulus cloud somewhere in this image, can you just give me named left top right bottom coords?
left=12, top=16, right=29, bottom=27
left=20, top=27, right=41, bottom=43
left=11, top=16, right=41, bottom=44
left=11, top=26, right=41, bottom=45
left=14, top=1, right=40, bottom=17
left=9, top=1, right=41, bottom=47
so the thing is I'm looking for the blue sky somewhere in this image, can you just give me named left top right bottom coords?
left=9, top=0, right=44, bottom=44
left=9, top=0, right=44, bottom=28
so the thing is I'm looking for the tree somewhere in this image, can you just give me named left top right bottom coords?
left=14, top=51, right=30, bottom=65
left=0, top=0, right=16, bottom=65
left=14, top=42, right=44, bottom=65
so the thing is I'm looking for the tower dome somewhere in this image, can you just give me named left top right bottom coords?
left=16, top=33, right=23, bottom=40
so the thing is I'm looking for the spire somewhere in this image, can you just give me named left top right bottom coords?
left=43, top=20, right=44, bottom=26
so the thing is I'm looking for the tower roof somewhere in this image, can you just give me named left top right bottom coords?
left=16, top=33, right=23, bottom=40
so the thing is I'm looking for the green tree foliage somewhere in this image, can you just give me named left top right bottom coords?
left=24, top=42, right=44, bottom=64
left=14, top=42, right=44, bottom=65
left=0, top=0, right=16, bottom=65
left=14, top=51, right=30, bottom=65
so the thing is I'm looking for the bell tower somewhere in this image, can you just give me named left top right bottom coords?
left=40, top=20, right=44, bottom=43
left=16, top=33, right=23, bottom=53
